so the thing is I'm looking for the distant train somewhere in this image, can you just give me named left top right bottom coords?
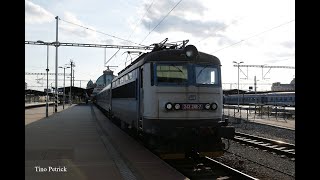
left=223, top=91, right=295, bottom=106
left=94, top=39, right=235, bottom=159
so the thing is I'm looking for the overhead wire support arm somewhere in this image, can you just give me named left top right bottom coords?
left=25, top=72, right=71, bottom=76
left=233, top=64, right=295, bottom=69
left=105, top=48, right=120, bottom=67
left=25, top=41, right=154, bottom=50
left=239, top=68, right=248, bottom=79
left=233, top=64, right=295, bottom=80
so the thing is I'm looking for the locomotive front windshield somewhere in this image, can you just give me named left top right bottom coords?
left=195, top=65, right=219, bottom=85
left=155, top=63, right=221, bottom=86
left=156, top=64, right=188, bottom=84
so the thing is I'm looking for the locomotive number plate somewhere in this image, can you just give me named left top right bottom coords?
left=182, top=104, right=203, bottom=110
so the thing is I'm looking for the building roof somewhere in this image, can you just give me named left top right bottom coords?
left=26, top=86, right=91, bottom=98
left=223, top=89, right=247, bottom=95
left=25, top=89, right=48, bottom=96
left=57, top=86, right=88, bottom=96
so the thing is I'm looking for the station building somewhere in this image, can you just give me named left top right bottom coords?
left=90, top=69, right=116, bottom=98
left=271, top=78, right=295, bottom=91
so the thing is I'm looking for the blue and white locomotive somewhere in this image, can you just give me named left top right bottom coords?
left=94, top=40, right=234, bottom=159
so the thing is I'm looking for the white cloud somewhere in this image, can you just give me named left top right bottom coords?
left=139, top=0, right=227, bottom=39
left=59, top=12, right=99, bottom=43
left=25, top=0, right=54, bottom=24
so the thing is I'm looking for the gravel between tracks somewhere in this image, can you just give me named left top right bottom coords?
left=213, top=120, right=295, bottom=180
left=232, top=121, right=295, bottom=144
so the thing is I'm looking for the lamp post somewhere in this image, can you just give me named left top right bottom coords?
left=233, top=61, right=244, bottom=112
left=59, top=66, right=70, bottom=109
left=70, top=67, right=72, bottom=105
left=50, top=82, right=55, bottom=112
left=67, top=76, right=73, bottom=105
left=37, top=40, right=50, bottom=117
left=67, top=60, right=75, bottom=105
left=73, top=69, right=75, bottom=86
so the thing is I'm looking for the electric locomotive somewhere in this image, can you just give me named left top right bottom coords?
left=95, top=39, right=235, bottom=159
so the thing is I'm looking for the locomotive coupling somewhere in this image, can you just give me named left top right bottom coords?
left=217, top=120, right=235, bottom=139
left=217, top=126, right=235, bottom=139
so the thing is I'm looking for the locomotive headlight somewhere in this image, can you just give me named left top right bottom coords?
left=184, top=45, right=199, bottom=59
left=205, top=103, right=211, bottom=110
left=165, top=102, right=173, bottom=110
left=211, top=103, right=218, bottom=110
left=174, top=103, right=181, bottom=110
left=186, top=50, right=193, bottom=57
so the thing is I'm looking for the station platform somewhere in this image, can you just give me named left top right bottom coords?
left=223, top=107, right=295, bottom=130
left=25, top=103, right=74, bottom=125
left=248, top=116, right=294, bottom=130
left=25, top=103, right=187, bottom=180
left=25, top=102, right=55, bottom=109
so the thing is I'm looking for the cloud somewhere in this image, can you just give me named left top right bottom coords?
left=271, top=51, right=295, bottom=58
left=151, top=0, right=208, bottom=17
left=280, top=41, right=295, bottom=49
left=265, top=58, right=292, bottom=64
left=60, top=12, right=99, bottom=42
left=140, top=0, right=227, bottom=38
left=25, top=0, right=54, bottom=24
left=216, top=34, right=238, bottom=46
left=264, top=51, right=295, bottom=64
left=142, top=15, right=227, bottom=38
left=101, top=39, right=114, bottom=45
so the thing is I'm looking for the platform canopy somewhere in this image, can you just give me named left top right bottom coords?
left=57, top=86, right=92, bottom=98
left=25, top=89, right=50, bottom=96
left=25, top=87, right=91, bottom=98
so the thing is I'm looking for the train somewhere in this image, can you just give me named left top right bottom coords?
left=223, top=91, right=295, bottom=107
left=94, top=39, right=235, bottom=159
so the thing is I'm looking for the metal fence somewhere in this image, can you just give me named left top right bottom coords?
left=25, top=94, right=84, bottom=104
left=223, top=104, right=295, bottom=124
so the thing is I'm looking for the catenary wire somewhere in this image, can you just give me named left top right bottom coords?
left=139, top=0, right=183, bottom=44
left=211, top=19, right=295, bottom=54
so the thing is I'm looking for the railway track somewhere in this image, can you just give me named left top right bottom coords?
left=166, top=156, right=258, bottom=180
left=233, top=132, right=295, bottom=158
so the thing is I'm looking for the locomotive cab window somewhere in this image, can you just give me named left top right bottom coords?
left=156, top=64, right=188, bottom=84
left=195, top=65, right=219, bottom=85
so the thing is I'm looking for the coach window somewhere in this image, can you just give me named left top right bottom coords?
left=140, top=68, right=143, bottom=88
left=156, top=64, right=188, bottom=84
left=128, top=72, right=132, bottom=80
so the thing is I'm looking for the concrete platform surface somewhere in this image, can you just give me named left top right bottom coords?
left=25, top=103, right=188, bottom=180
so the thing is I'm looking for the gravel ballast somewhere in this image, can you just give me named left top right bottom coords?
left=213, top=119, right=295, bottom=180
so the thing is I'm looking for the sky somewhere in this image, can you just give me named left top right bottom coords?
left=25, top=0, right=295, bottom=91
